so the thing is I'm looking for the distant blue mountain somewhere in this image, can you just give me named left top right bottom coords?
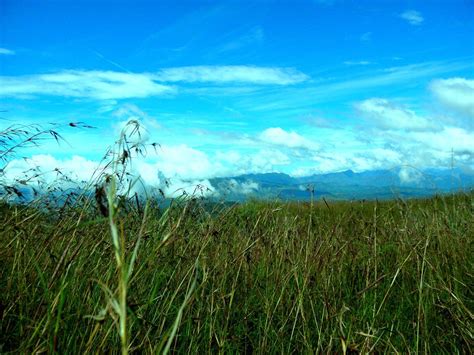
left=234, top=172, right=295, bottom=187
left=4, top=168, right=473, bottom=204
left=209, top=168, right=474, bottom=201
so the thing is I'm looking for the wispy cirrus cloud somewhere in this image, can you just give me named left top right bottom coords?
left=213, top=26, right=264, bottom=55
left=0, top=66, right=309, bottom=100
left=238, top=60, right=474, bottom=112
left=343, top=60, right=372, bottom=66
left=0, top=48, right=15, bottom=55
left=152, top=65, right=308, bottom=85
left=0, top=70, right=175, bottom=100
left=400, top=10, right=424, bottom=26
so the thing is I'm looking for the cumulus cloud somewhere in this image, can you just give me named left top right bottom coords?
left=245, top=149, right=291, bottom=171
left=0, top=48, right=15, bottom=55
left=409, top=127, right=474, bottom=154
left=2, top=152, right=218, bottom=199
left=153, top=66, right=309, bottom=85
left=259, top=127, right=319, bottom=150
left=400, top=10, right=424, bottom=25
left=0, top=70, right=175, bottom=100
left=222, top=179, right=259, bottom=195
left=3, top=154, right=101, bottom=187
left=364, top=124, right=474, bottom=170
left=145, top=144, right=215, bottom=180
left=135, top=168, right=214, bottom=198
left=292, top=154, right=356, bottom=176
left=215, top=148, right=290, bottom=176
left=399, top=167, right=423, bottom=184
left=430, top=78, right=474, bottom=118
left=135, top=146, right=291, bottom=195
left=356, top=98, right=435, bottom=131
left=292, top=146, right=407, bottom=176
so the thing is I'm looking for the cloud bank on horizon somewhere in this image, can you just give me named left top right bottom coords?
left=1, top=0, right=473, bottom=194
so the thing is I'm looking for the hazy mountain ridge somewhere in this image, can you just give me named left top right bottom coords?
left=5, top=168, right=473, bottom=203
left=210, top=168, right=474, bottom=201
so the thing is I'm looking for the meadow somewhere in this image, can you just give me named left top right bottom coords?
left=0, top=191, right=473, bottom=353
left=0, top=123, right=472, bottom=353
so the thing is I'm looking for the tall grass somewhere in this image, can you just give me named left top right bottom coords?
left=0, top=192, right=472, bottom=353
left=0, top=122, right=472, bottom=353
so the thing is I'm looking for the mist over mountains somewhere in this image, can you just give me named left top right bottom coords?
left=209, top=167, right=474, bottom=201
left=4, top=166, right=473, bottom=204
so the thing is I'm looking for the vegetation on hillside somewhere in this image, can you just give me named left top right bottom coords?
left=1, top=192, right=473, bottom=353
left=0, top=122, right=472, bottom=353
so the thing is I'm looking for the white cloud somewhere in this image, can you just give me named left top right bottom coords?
left=135, top=144, right=216, bottom=182
left=3, top=125, right=472, bottom=195
left=112, top=104, right=161, bottom=143
left=97, top=100, right=118, bottom=113
left=293, top=154, right=361, bottom=176
left=343, top=60, right=371, bottom=66
left=367, top=148, right=403, bottom=165
left=366, top=124, right=474, bottom=170
left=225, top=179, right=259, bottom=194
left=163, top=178, right=215, bottom=198
left=245, top=149, right=291, bottom=172
left=3, top=152, right=218, bottom=199
left=409, top=127, right=474, bottom=154
left=113, top=103, right=161, bottom=130
left=2, top=121, right=297, bottom=195
left=259, top=127, right=319, bottom=150
left=134, top=159, right=215, bottom=197
left=0, top=48, right=15, bottom=55
left=242, top=60, right=473, bottom=113
left=330, top=150, right=399, bottom=172
left=400, top=10, right=424, bottom=25
left=430, top=78, right=474, bottom=118
left=356, top=98, right=435, bottom=131
left=399, top=167, right=423, bottom=184
left=291, top=146, right=406, bottom=176
left=1, top=143, right=287, bottom=198
left=153, top=66, right=308, bottom=85
left=0, top=70, right=175, bottom=99
left=0, top=66, right=308, bottom=100
left=114, top=118, right=151, bottom=144
left=3, top=154, right=100, bottom=186
left=214, top=149, right=290, bottom=176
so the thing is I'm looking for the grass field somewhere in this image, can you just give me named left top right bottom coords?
left=0, top=191, right=472, bottom=353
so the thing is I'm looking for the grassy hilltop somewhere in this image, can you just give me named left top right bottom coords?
left=0, top=193, right=472, bottom=353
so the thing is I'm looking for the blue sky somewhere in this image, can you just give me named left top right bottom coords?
left=1, top=0, right=473, bottom=192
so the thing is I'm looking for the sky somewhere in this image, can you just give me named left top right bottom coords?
left=1, top=0, right=473, bottom=193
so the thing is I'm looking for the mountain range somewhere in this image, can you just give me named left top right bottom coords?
left=209, top=168, right=474, bottom=201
